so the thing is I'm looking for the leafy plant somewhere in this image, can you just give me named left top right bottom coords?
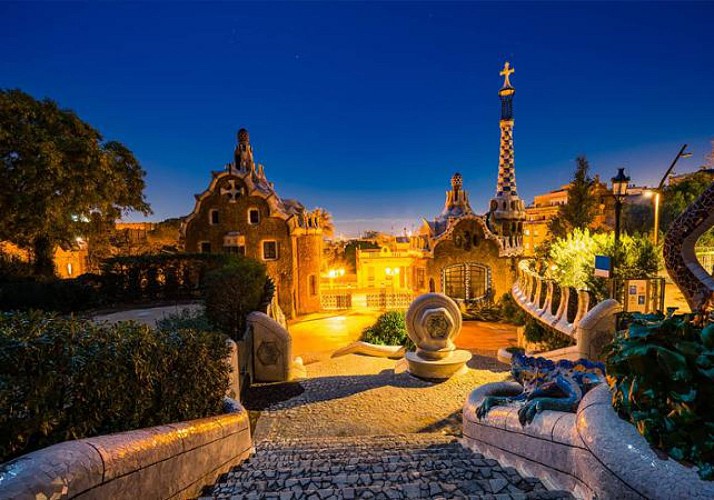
left=523, top=317, right=574, bottom=351
left=548, top=228, right=659, bottom=301
left=0, top=311, right=230, bottom=464
left=360, top=311, right=414, bottom=350
left=461, top=293, right=526, bottom=325
left=203, top=256, right=267, bottom=340
left=607, top=314, right=714, bottom=480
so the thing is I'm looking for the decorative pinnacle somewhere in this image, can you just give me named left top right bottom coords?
left=500, top=61, right=514, bottom=88
left=238, top=128, right=250, bottom=144
left=451, top=172, right=463, bottom=191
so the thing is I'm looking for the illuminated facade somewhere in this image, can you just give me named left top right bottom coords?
left=180, top=129, right=323, bottom=317
left=348, top=63, right=527, bottom=306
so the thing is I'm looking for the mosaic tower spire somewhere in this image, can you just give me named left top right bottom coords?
left=488, top=62, right=525, bottom=252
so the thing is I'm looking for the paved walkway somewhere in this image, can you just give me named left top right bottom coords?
left=204, top=351, right=570, bottom=498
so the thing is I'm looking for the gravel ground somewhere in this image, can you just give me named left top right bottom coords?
left=244, top=353, right=510, bottom=442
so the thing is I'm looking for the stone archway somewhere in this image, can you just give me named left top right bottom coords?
left=441, top=262, right=491, bottom=303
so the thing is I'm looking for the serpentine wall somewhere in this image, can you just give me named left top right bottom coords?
left=511, top=260, right=621, bottom=361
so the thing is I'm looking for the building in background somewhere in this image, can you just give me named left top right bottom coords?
left=180, top=129, right=323, bottom=317
left=332, top=62, right=527, bottom=309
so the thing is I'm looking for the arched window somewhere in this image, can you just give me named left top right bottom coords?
left=441, top=263, right=491, bottom=302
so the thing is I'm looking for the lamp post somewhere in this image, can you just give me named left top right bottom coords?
left=652, top=144, right=692, bottom=245
left=612, top=167, right=631, bottom=250
left=611, top=168, right=630, bottom=299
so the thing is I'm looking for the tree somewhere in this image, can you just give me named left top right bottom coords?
left=0, top=89, right=151, bottom=275
left=548, top=228, right=658, bottom=301
left=313, top=207, right=334, bottom=238
left=548, top=156, right=597, bottom=239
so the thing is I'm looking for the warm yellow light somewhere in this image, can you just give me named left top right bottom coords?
left=385, top=267, right=392, bottom=275
left=642, top=190, right=655, bottom=199
left=393, top=268, right=400, bottom=275
left=338, top=268, right=345, bottom=276
left=328, top=269, right=336, bottom=278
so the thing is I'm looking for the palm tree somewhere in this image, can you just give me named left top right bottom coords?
left=314, top=207, right=335, bottom=237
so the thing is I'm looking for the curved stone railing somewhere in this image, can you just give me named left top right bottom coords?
left=512, top=260, right=621, bottom=361
left=463, top=383, right=714, bottom=499
left=0, top=400, right=252, bottom=500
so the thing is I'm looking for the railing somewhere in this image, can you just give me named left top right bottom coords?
left=320, top=290, right=415, bottom=310
left=512, top=260, right=621, bottom=361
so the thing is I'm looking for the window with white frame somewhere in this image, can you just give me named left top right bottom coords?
left=209, top=209, right=219, bottom=225
left=248, top=208, right=260, bottom=225
left=262, top=240, right=278, bottom=260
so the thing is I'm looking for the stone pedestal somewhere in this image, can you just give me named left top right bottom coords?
left=404, top=293, right=472, bottom=380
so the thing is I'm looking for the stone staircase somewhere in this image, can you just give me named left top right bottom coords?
left=201, top=433, right=573, bottom=499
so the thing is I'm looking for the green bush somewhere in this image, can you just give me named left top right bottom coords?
left=0, top=274, right=104, bottom=313
left=360, top=311, right=414, bottom=350
left=523, top=317, right=574, bottom=351
left=461, top=293, right=526, bottom=325
left=101, top=253, right=235, bottom=304
left=0, top=311, right=230, bottom=464
left=203, top=257, right=267, bottom=341
left=607, top=314, right=714, bottom=480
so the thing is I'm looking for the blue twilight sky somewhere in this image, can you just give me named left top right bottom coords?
left=2, top=2, right=713, bottom=237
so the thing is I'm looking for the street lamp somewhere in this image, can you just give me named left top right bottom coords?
left=611, top=168, right=630, bottom=300
left=611, top=167, right=631, bottom=250
left=651, top=144, right=692, bottom=245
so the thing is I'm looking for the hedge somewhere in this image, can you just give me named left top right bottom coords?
left=203, top=258, right=268, bottom=341
left=0, top=310, right=230, bottom=464
left=100, top=253, right=238, bottom=303
left=0, top=253, right=244, bottom=312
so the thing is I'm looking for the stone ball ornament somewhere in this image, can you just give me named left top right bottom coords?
left=406, top=293, right=462, bottom=360
left=405, top=293, right=471, bottom=379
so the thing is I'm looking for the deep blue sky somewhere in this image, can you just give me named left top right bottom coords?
left=2, top=2, right=713, bottom=236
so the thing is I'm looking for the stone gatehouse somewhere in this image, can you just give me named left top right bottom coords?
left=180, top=129, right=322, bottom=317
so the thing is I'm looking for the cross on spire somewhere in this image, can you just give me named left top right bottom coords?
left=500, top=61, right=514, bottom=88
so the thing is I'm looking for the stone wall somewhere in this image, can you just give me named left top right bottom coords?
left=295, top=233, right=322, bottom=314
left=463, top=383, right=714, bottom=499
left=0, top=402, right=252, bottom=500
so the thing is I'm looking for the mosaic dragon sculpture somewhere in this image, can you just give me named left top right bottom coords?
left=476, top=353, right=606, bottom=425
left=663, top=180, right=714, bottom=321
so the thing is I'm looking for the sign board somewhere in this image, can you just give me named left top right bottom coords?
left=594, top=255, right=612, bottom=278
left=627, top=279, right=650, bottom=313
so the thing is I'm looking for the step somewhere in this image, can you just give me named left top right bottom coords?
left=206, top=477, right=569, bottom=499
left=256, top=435, right=457, bottom=452
left=212, top=467, right=535, bottom=495
left=255, top=440, right=461, bottom=452
left=251, top=442, right=468, bottom=458
left=239, top=448, right=481, bottom=470
left=229, top=457, right=500, bottom=483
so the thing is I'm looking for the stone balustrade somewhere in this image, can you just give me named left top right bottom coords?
left=463, top=383, right=714, bottom=499
left=512, top=260, right=621, bottom=361
left=0, top=401, right=252, bottom=500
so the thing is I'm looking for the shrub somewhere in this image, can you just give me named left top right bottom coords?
left=360, top=311, right=414, bottom=350
left=498, top=293, right=526, bottom=326
left=0, top=311, right=230, bottom=464
left=523, top=317, right=574, bottom=352
left=0, top=274, right=104, bottom=313
left=461, top=293, right=526, bottom=325
left=203, top=257, right=267, bottom=341
left=100, top=253, right=235, bottom=304
left=607, top=314, right=714, bottom=480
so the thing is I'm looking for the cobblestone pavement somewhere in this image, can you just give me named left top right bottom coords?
left=202, top=434, right=572, bottom=499
left=200, top=354, right=573, bottom=499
